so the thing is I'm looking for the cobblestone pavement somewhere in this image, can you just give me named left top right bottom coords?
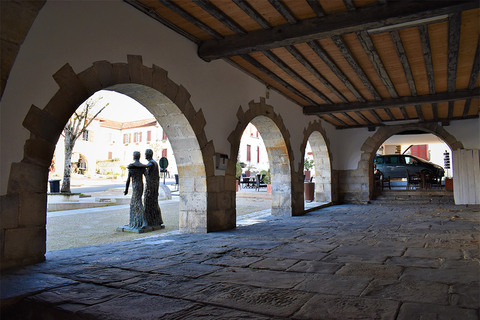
left=2, top=203, right=479, bottom=319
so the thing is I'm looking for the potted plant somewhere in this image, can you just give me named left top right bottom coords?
left=264, top=169, right=271, bottom=193
left=304, top=158, right=315, bottom=201
left=304, top=158, right=314, bottom=182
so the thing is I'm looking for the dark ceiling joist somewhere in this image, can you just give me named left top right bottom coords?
left=198, top=1, right=478, bottom=61
left=268, top=0, right=297, bottom=24
left=369, top=110, right=383, bottom=123
left=419, top=24, right=435, bottom=94
left=261, top=50, right=333, bottom=104
left=240, top=54, right=317, bottom=106
left=193, top=0, right=246, bottom=34
left=357, top=31, right=399, bottom=98
left=336, top=114, right=478, bottom=129
left=158, top=0, right=223, bottom=39
left=124, top=0, right=200, bottom=44
left=447, top=12, right=461, bottom=93
left=284, top=45, right=348, bottom=103
left=306, top=0, right=325, bottom=17
left=391, top=30, right=417, bottom=96
left=232, top=0, right=271, bottom=29
left=343, top=0, right=356, bottom=11
left=463, top=35, right=480, bottom=117
left=304, top=89, right=480, bottom=115
left=331, top=35, right=382, bottom=101
left=415, top=105, right=425, bottom=121
left=306, top=40, right=366, bottom=102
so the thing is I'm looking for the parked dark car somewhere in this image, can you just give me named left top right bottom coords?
left=374, top=154, right=444, bottom=179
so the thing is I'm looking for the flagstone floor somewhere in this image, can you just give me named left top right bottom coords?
left=1, top=203, right=479, bottom=319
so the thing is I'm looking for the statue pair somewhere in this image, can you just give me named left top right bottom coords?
left=124, top=149, right=164, bottom=230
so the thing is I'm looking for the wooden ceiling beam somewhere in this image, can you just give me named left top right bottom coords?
left=158, top=0, right=223, bottom=39
left=419, top=25, right=435, bottom=94
left=232, top=0, right=271, bottom=29
left=357, top=31, right=399, bottom=98
left=284, top=45, right=348, bottom=103
left=415, top=105, right=425, bottom=121
left=306, top=40, right=366, bottom=102
left=391, top=30, right=417, bottom=96
left=369, top=110, right=383, bottom=123
left=343, top=0, right=356, bottom=11
left=336, top=114, right=478, bottom=129
left=268, top=0, right=297, bottom=24
left=261, top=50, right=333, bottom=104
left=124, top=0, right=200, bottom=43
left=304, top=90, right=480, bottom=114
left=240, top=54, right=318, bottom=105
left=463, top=35, right=480, bottom=117
left=306, top=0, right=325, bottom=17
left=198, top=1, right=477, bottom=61
left=331, top=35, right=382, bottom=101
left=447, top=12, right=461, bottom=93
left=193, top=0, right=246, bottom=34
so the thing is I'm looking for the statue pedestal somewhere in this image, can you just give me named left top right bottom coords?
left=116, top=225, right=165, bottom=234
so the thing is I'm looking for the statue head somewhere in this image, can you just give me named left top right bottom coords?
left=133, top=151, right=141, bottom=160
left=145, top=149, right=153, bottom=160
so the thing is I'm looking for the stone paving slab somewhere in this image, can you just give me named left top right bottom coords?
left=186, top=282, right=313, bottom=318
left=294, top=273, right=372, bottom=296
left=292, top=294, right=400, bottom=320
left=2, top=203, right=479, bottom=319
left=397, top=302, right=478, bottom=320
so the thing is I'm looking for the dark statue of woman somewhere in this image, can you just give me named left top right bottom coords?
left=144, top=149, right=164, bottom=227
left=124, top=151, right=147, bottom=230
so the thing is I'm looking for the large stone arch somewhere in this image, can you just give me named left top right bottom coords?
left=300, top=121, right=334, bottom=204
left=358, top=123, right=464, bottom=201
left=2, top=55, right=214, bottom=269
left=226, top=98, right=299, bottom=219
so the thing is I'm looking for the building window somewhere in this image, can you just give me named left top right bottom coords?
left=162, top=149, right=167, bottom=158
left=257, top=146, right=260, bottom=163
left=247, top=144, right=251, bottom=162
left=147, top=130, right=151, bottom=143
left=108, top=152, right=113, bottom=160
left=162, top=130, right=167, bottom=141
left=123, top=133, right=131, bottom=144
left=134, top=132, right=142, bottom=143
left=82, top=130, right=89, bottom=141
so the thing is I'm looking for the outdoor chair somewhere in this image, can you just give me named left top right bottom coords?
left=406, top=170, right=421, bottom=190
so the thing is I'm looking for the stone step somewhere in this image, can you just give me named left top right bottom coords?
left=373, top=190, right=454, bottom=204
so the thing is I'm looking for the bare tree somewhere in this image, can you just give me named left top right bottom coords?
left=61, top=96, right=109, bottom=193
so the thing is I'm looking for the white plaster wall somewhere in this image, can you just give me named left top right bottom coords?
left=329, top=127, right=372, bottom=170
left=0, top=0, right=319, bottom=194
left=446, top=118, right=480, bottom=149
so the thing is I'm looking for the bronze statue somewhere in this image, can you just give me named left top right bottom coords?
left=144, top=149, right=164, bottom=227
left=124, top=151, right=147, bottom=229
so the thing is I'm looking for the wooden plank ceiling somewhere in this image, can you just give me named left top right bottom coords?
left=126, top=0, right=480, bottom=129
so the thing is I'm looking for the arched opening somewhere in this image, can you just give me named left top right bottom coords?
left=235, top=122, right=271, bottom=218
left=47, top=89, right=193, bottom=250
left=357, top=123, right=463, bottom=201
left=105, top=83, right=207, bottom=232
left=250, top=115, right=291, bottom=216
left=3, top=56, right=215, bottom=268
left=374, top=131, right=452, bottom=190
left=305, top=131, right=332, bottom=203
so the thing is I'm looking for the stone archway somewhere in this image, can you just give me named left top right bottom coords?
left=2, top=55, right=214, bottom=269
left=300, top=121, right=333, bottom=203
left=358, top=123, right=464, bottom=200
left=227, top=98, right=296, bottom=218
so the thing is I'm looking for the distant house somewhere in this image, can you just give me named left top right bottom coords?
left=238, top=123, right=269, bottom=174
left=52, top=117, right=177, bottom=178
